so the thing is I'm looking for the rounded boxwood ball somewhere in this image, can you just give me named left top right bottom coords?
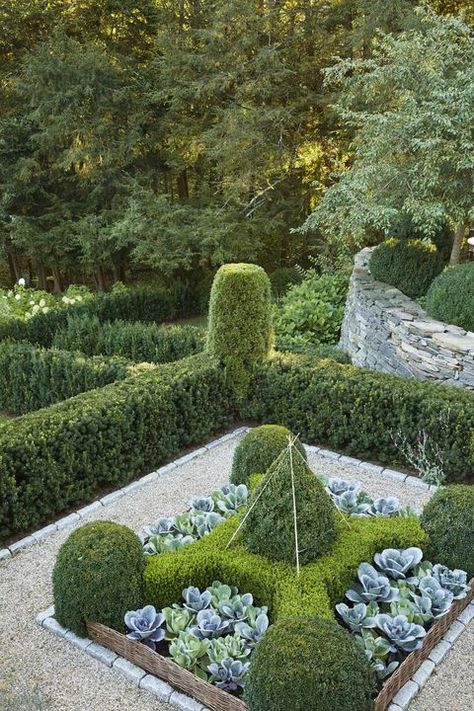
left=244, top=449, right=337, bottom=566
left=231, top=424, right=307, bottom=486
left=421, top=485, right=474, bottom=578
left=426, top=263, right=474, bottom=332
left=207, top=263, right=273, bottom=366
left=53, top=521, right=144, bottom=637
left=369, top=238, right=444, bottom=297
left=244, top=617, right=375, bottom=711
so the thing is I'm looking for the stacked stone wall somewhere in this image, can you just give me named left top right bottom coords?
left=340, top=248, right=474, bottom=389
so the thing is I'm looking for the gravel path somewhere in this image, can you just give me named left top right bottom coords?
left=0, top=435, right=471, bottom=711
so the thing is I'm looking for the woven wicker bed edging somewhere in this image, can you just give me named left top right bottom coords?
left=86, top=580, right=473, bottom=711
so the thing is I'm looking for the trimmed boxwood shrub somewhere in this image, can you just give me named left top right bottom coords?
left=0, top=341, right=134, bottom=415
left=53, top=521, right=144, bottom=637
left=421, top=486, right=474, bottom=578
left=52, top=314, right=205, bottom=363
left=0, top=354, right=235, bottom=538
left=426, top=263, right=474, bottom=332
left=244, top=451, right=337, bottom=566
left=369, top=238, right=444, bottom=297
left=231, top=424, right=306, bottom=486
left=207, top=263, right=272, bottom=392
left=144, top=510, right=427, bottom=621
left=244, top=617, right=375, bottom=711
left=242, top=353, right=474, bottom=483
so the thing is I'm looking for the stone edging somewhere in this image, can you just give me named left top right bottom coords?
left=1, top=430, right=436, bottom=563
left=35, top=599, right=474, bottom=711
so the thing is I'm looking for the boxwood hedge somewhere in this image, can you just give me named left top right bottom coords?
left=52, top=315, right=205, bottom=364
left=144, top=512, right=426, bottom=623
left=0, top=286, right=183, bottom=348
left=0, top=340, right=137, bottom=415
left=0, top=354, right=235, bottom=538
left=242, top=354, right=474, bottom=483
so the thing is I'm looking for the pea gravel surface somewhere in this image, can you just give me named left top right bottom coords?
left=0, top=434, right=471, bottom=711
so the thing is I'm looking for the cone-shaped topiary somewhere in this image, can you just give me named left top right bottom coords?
left=244, top=616, right=375, bottom=711
left=53, top=521, right=144, bottom=637
left=244, top=446, right=337, bottom=566
left=207, top=264, right=272, bottom=394
left=231, top=424, right=307, bottom=486
left=421, top=485, right=474, bottom=578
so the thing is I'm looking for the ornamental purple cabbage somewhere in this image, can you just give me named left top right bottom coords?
left=124, top=605, right=165, bottom=648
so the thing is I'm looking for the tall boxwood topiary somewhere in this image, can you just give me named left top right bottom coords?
left=231, top=424, right=306, bottom=486
left=244, top=448, right=337, bottom=566
left=421, top=486, right=474, bottom=578
left=426, top=263, right=474, bottom=332
left=244, top=617, right=375, bottom=711
left=53, top=521, right=144, bottom=637
left=369, top=238, right=444, bottom=297
left=207, top=264, right=272, bottom=393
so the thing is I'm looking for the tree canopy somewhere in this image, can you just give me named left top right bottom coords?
left=302, top=7, right=474, bottom=264
left=0, top=1, right=472, bottom=287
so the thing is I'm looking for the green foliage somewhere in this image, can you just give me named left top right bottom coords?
left=52, top=314, right=205, bottom=363
left=207, top=264, right=272, bottom=394
left=53, top=521, right=144, bottom=637
left=305, top=8, right=474, bottom=258
left=269, top=267, right=303, bottom=299
left=244, top=617, right=375, bottom=711
left=242, top=353, right=474, bottom=484
left=391, top=214, right=453, bottom=262
left=273, top=271, right=349, bottom=350
left=369, top=239, right=444, bottom=297
left=144, top=508, right=426, bottom=624
left=0, top=354, right=235, bottom=538
left=0, top=286, right=181, bottom=347
left=426, top=263, right=474, bottom=331
left=0, top=341, right=135, bottom=415
left=244, top=451, right=338, bottom=566
left=421, top=486, right=474, bottom=578
left=231, top=425, right=306, bottom=487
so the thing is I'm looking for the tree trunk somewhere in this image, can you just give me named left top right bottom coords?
left=7, top=251, right=19, bottom=284
left=36, top=262, right=48, bottom=291
left=94, top=266, right=107, bottom=292
left=450, top=219, right=468, bottom=265
left=51, top=266, right=63, bottom=293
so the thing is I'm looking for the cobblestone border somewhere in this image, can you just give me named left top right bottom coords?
left=36, top=599, right=474, bottom=711
left=1, top=429, right=437, bottom=563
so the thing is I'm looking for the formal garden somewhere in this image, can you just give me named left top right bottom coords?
left=1, top=3, right=473, bottom=711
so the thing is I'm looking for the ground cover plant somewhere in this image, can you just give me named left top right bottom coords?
left=335, top=547, right=470, bottom=683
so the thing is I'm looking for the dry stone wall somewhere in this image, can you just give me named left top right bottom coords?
left=340, top=248, right=474, bottom=389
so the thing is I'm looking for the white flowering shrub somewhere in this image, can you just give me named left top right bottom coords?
left=0, top=281, right=93, bottom=323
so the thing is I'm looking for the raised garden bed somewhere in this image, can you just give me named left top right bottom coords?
left=50, top=430, right=473, bottom=711
left=85, top=582, right=473, bottom=711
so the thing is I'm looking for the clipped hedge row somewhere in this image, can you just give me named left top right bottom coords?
left=52, top=315, right=205, bottom=364
left=242, top=354, right=474, bottom=483
left=0, top=341, right=143, bottom=415
left=0, top=286, right=183, bottom=348
left=0, top=354, right=235, bottom=538
left=144, top=513, right=426, bottom=623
